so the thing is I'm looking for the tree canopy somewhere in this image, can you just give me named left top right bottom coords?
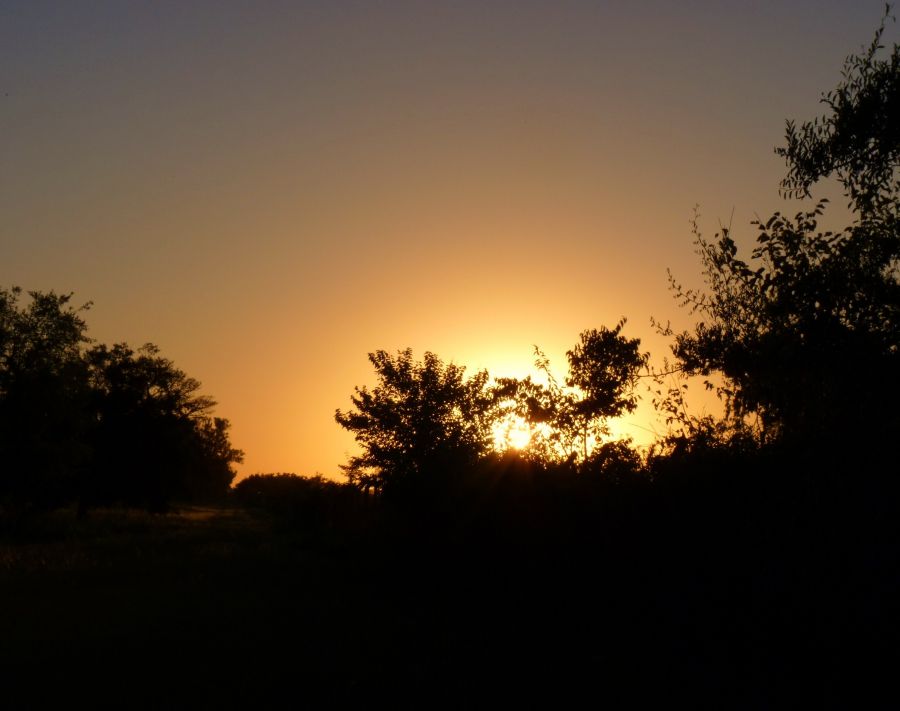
left=84, top=342, right=243, bottom=509
left=494, top=321, right=647, bottom=463
left=335, top=349, right=494, bottom=495
left=668, top=12, right=900, bottom=448
left=778, top=6, right=900, bottom=217
left=0, top=287, right=242, bottom=512
left=336, top=323, right=647, bottom=495
left=0, top=287, right=92, bottom=507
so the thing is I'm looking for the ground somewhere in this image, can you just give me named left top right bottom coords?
left=1, top=500, right=892, bottom=707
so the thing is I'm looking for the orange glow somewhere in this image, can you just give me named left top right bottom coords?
left=2, top=2, right=879, bottom=481
left=492, top=414, right=533, bottom=451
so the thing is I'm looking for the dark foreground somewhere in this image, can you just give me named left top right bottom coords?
left=1, top=482, right=896, bottom=708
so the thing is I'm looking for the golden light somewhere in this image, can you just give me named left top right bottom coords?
left=491, top=413, right=533, bottom=451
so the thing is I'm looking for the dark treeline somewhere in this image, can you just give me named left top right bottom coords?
left=0, top=290, right=243, bottom=515
left=2, top=11, right=899, bottom=706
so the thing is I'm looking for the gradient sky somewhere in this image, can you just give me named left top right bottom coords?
left=1, top=1, right=890, bottom=478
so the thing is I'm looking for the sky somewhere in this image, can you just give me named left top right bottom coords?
left=1, top=0, right=891, bottom=478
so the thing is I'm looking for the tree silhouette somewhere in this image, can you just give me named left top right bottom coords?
left=335, top=349, right=495, bottom=496
left=0, top=287, right=92, bottom=508
left=778, top=5, right=900, bottom=217
left=566, top=320, right=648, bottom=457
left=85, top=342, right=242, bottom=509
left=670, top=206, right=899, bottom=442
left=494, top=322, right=646, bottom=463
left=186, top=416, right=244, bottom=501
left=0, top=287, right=242, bottom=512
left=668, top=12, right=900, bottom=447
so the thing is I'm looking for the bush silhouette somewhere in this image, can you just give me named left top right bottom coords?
left=233, top=473, right=362, bottom=529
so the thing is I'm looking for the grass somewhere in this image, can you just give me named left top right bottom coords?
left=1, top=494, right=893, bottom=708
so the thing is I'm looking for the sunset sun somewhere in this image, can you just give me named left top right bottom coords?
left=492, top=414, right=533, bottom=451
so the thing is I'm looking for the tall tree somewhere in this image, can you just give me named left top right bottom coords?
left=668, top=11, right=900, bottom=447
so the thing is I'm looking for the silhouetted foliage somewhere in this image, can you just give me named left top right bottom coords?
left=0, top=287, right=92, bottom=509
left=667, top=14, right=900, bottom=449
left=233, top=473, right=360, bottom=529
left=779, top=5, right=900, bottom=217
left=84, top=343, right=242, bottom=509
left=668, top=206, right=898, bottom=442
left=494, top=321, right=646, bottom=462
left=0, top=287, right=242, bottom=513
left=188, top=416, right=244, bottom=501
left=335, top=349, right=495, bottom=497
left=566, top=321, right=648, bottom=449
left=580, top=439, right=645, bottom=484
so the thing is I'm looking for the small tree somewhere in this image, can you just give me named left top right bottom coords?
left=335, top=349, right=495, bottom=495
left=495, top=321, right=647, bottom=463
left=566, top=320, right=648, bottom=458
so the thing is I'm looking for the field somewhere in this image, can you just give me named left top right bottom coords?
left=1, top=493, right=894, bottom=708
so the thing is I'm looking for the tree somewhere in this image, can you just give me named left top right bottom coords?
left=0, top=287, right=93, bottom=508
left=186, top=416, right=244, bottom=501
left=671, top=206, right=899, bottom=440
left=495, top=321, right=647, bottom=463
left=85, top=342, right=242, bottom=508
left=335, top=349, right=495, bottom=495
left=565, top=320, right=648, bottom=451
left=778, top=5, right=900, bottom=217
left=668, top=11, right=900, bottom=447
left=0, top=286, right=242, bottom=512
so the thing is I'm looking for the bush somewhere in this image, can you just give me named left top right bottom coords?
left=233, top=473, right=362, bottom=529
